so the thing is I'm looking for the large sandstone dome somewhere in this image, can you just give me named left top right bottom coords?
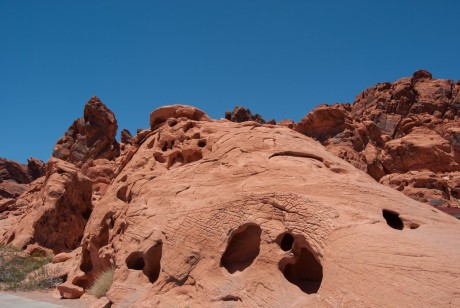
left=1, top=74, right=460, bottom=307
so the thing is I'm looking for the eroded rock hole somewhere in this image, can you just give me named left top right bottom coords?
left=80, top=246, right=93, bottom=272
left=279, top=233, right=294, bottom=251
left=221, top=224, right=261, bottom=274
left=280, top=248, right=323, bottom=294
left=183, top=122, right=194, bottom=132
left=125, top=242, right=163, bottom=283
left=220, top=295, right=242, bottom=302
left=153, top=152, right=166, bottom=163
left=143, top=242, right=163, bottom=283
left=382, top=209, right=404, bottom=230
left=126, top=251, right=145, bottom=270
left=168, top=119, right=178, bottom=127
left=197, top=139, right=206, bottom=147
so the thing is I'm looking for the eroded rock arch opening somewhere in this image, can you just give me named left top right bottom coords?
left=125, top=241, right=163, bottom=283
left=382, top=209, right=404, bottom=230
left=143, top=242, right=163, bottom=283
left=221, top=224, right=261, bottom=274
left=277, top=232, right=294, bottom=251
left=280, top=247, right=323, bottom=294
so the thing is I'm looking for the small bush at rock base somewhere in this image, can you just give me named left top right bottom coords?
left=88, top=267, right=115, bottom=298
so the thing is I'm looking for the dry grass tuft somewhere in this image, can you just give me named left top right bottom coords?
left=88, top=267, right=115, bottom=298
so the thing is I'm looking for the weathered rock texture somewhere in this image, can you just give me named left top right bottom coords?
left=295, top=70, right=460, bottom=208
left=57, top=106, right=459, bottom=307
left=0, top=157, right=45, bottom=212
left=52, top=96, right=120, bottom=167
left=225, top=106, right=272, bottom=124
left=1, top=158, right=92, bottom=253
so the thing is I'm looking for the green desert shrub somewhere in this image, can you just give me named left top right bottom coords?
left=88, top=267, right=115, bottom=298
left=0, top=244, right=63, bottom=290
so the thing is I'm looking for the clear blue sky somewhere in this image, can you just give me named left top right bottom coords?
left=1, top=1, right=459, bottom=163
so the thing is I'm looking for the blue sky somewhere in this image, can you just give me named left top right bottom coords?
left=1, top=0, right=459, bottom=163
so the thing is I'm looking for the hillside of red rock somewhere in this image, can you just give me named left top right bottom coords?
left=292, top=70, right=460, bottom=209
left=0, top=72, right=459, bottom=307
left=0, top=157, right=45, bottom=214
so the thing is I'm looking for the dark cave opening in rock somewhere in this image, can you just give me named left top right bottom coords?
left=382, top=209, right=404, bottom=230
left=278, top=232, right=294, bottom=251
left=280, top=247, right=323, bottom=294
left=126, top=251, right=145, bottom=270
left=143, top=241, right=163, bottom=283
left=221, top=224, right=261, bottom=274
left=125, top=242, right=163, bottom=283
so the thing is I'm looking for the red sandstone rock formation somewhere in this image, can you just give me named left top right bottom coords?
left=1, top=158, right=92, bottom=253
left=52, top=96, right=120, bottom=167
left=0, top=74, right=460, bottom=306
left=47, top=105, right=458, bottom=307
left=295, top=70, right=460, bottom=208
left=225, top=106, right=271, bottom=124
left=0, top=157, right=45, bottom=212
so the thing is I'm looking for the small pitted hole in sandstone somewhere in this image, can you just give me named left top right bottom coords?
left=82, top=208, right=92, bottom=220
left=126, top=251, right=145, bottom=270
left=280, top=248, right=323, bottom=294
left=120, top=175, right=127, bottom=182
left=191, top=132, right=201, bottom=139
left=108, top=216, right=115, bottom=229
left=410, top=223, right=420, bottom=229
left=168, top=119, right=178, bottom=127
left=168, top=152, right=185, bottom=168
left=220, top=224, right=262, bottom=274
left=117, top=185, right=129, bottom=202
left=153, top=152, right=166, bottom=163
left=220, top=295, right=242, bottom=302
left=143, top=241, right=163, bottom=283
left=183, top=122, right=194, bottom=132
left=197, top=139, right=206, bottom=147
left=162, top=143, right=168, bottom=152
left=269, top=151, right=324, bottom=163
left=279, top=233, right=294, bottom=251
left=330, top=167, right=347, bottom=174
left=80, top=247, right=93, bottom=272
left=6, top=232, right=15, bottom=244
left=72, top=275, right=91, bottom=289
left=382, top=209, right=404, bottom=230
left=147, top=138, right=155, bottom=149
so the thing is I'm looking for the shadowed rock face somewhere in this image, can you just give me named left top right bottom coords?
left=1, top=158, right=92, bottom=253
left=0, top=157, right=45, bottom=210
left=294, top=70, right=460, bottom=208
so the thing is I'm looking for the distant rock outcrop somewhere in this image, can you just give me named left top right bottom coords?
left=225, top=106, right=270, bottom=124
left=52, top=96, right=120, bottom=166
left=294, top=70, right=460, bottom=208
left=0, top=157, right=45, bottom=212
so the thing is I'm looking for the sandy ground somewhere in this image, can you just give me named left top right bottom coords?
left=0, top=290, right=97, bottom=307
